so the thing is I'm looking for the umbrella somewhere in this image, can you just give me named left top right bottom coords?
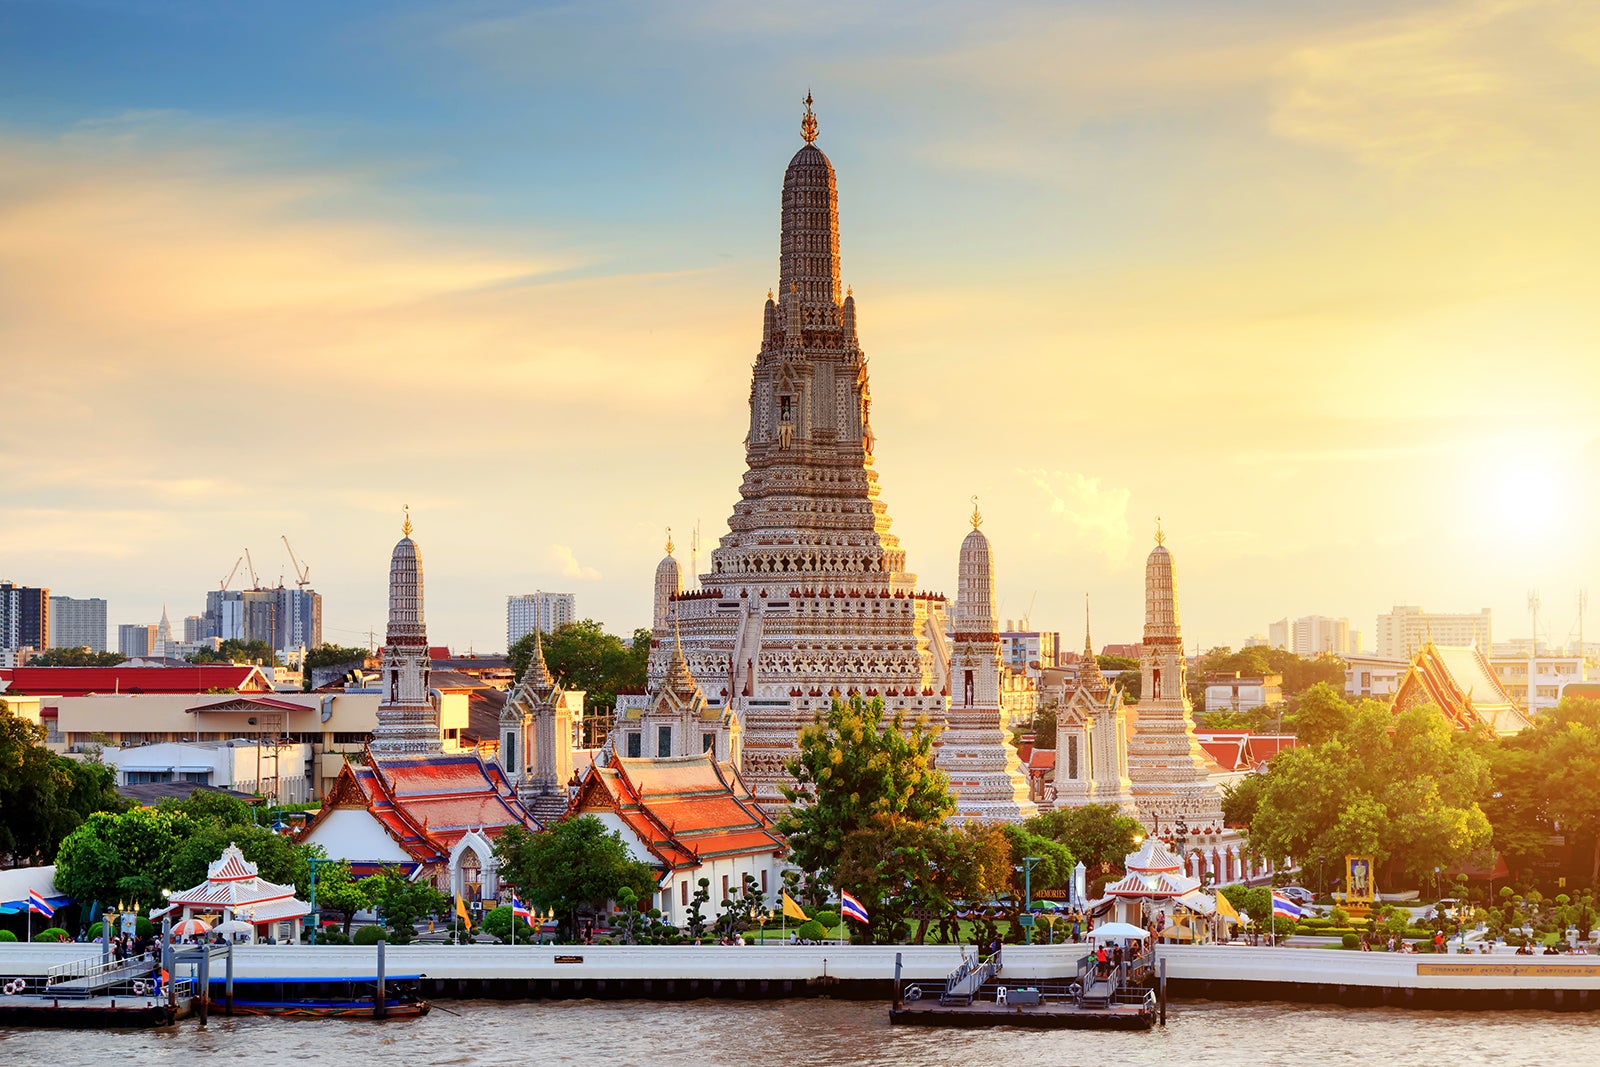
left=1030, top=900, right=1064, bottom=911
left=172, top=918, right=212, bottom=937
left=214, top=919, right=255, bottom=936
left=1088, top=922, right=1151, bottom=940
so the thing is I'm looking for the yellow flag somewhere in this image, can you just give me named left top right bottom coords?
left=781, top=890, right=808, bottom=922
left=1214, top=891, right=1239, bottom=924
left=456, top=894, right=472, bottom=931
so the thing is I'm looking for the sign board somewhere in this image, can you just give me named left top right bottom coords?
left=909, top=908, right=937, bottom=921
left=121, top=913, right=137, bottom=936
left=1345, top=855, right=1375, bottom=904
left=1017, top=914, right=1036, bottom=927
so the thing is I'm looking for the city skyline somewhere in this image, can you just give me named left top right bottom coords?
left=3, top=1, right=1596, bottom=653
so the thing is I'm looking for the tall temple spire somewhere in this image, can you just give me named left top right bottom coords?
left=1076, top=594, right=1106, bottom=691
left=370, top=514, right=440, bottom=753
left=801, top=89, right=818, bottom=144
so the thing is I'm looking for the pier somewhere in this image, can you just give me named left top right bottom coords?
left=4, top=943, right=1600, bottom=1012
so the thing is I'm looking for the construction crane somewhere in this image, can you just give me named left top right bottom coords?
left=1022, top=591, right=1038, bottom=632
left=244, top=548, right=260, bottom=590
left=220, top=556, right=244, bottom=591
left=281, top=535, right=312, bottom=590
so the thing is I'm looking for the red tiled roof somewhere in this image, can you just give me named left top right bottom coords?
left=1027, top=749, right=1057, bottom=775
left=572, top=754, right=783, bottom=877
left=0, top=665, right=271, bottom=697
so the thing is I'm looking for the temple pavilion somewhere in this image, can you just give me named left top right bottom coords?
left=1096, top=836, right=1216, bottom=939
left=1392, top=642, right=1532, bottom=736
left=154, top=843, right=310, bottom=944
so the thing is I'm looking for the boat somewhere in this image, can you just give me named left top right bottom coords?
left=889, top=941, right=1160, bottom=1031
left=209, top=974, right=431, bottom=1019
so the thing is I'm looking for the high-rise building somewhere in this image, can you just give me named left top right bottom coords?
left=506, top=592, right=576, bottom=647
left=118, top=623, right=158, bottom=658
left=183, top=615, right=205, bottom=643
left=199, top=586, right=321, bottom=653
left=641, top=97, right=951, bottom=808
left=1268, top=615, right=1359, bottom=656
left=0, top=581, right=50, bottom=652
left=48, top=596, right=107, bottom=653
left=1377, top=605, right=1492, bottom=660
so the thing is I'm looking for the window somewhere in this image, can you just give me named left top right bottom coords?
left=504, top=733, right=517, bottom=774
left=721, top=874, right=729, bottom=902
left=703, top=733, right=716, bottom=753
left=1067, top=735, right=1079, bottom=780
left=681, top=881, right=689, bottom=906
left=181, top=771, right=211, bottom=784
left=1152, top=668, right=1163, bottom=700
left=963, top=669, right=974, bottom=707
left=626, top=732, right=642, bottom=758
left=779, top=395, right=792, bottom=421
left=333, top=732, right=367, bottom=745
left=658, top=726, right=672, bottom=758
left=760, top=870, right=768, bottom=894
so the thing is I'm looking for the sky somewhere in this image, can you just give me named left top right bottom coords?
left=2, top=0, right=1598, bottom=655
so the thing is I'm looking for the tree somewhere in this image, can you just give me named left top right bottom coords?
left=1287, top=683, right=1354, bottom=745
left=1488, top=696, right=1600, bottom=884
left=1242, top=703, right=1492, bottom=888
left=304, top=857, right=370, bottom=935
left=188, top=639, right=277, bottom=666
left=1097, top=655, right=1138, bottom=673
left=507, top=621, right=649, bottom=742
left=54, top=807, right=197, bottom=908
left=493, top=818, right=657, bottom=940
left=0, top=702, right=126, bottom=867
left=302, top=644, right=371, bottom=672
left=359, top=868, right=445, bottom=943
left=1024, top=803, right=1142, bottom=872
left=1027, top=705, right=1057, bottom=749
left=27, top=648, right=126, bottom=667
left=1115, top=670, right=1141, bottom=702
left=481, top=904, right=536, bottom=944
left=775, top=696, right=954, bottom=888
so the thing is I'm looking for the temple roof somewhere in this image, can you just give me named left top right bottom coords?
left=165, top=843, right=309, bottom=916
left=571, top=753, right=782, bottom=879
left=1393, top=642, right=1532, bottom=736
left=302, top=748, right=539, bottom=865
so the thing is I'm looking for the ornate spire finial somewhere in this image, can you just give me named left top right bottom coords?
left=970, top=494, right=982, bottom=530
left=846, top=285, right=853, bottom=298
left=801, top=89, right=818, bottom=144
left=1154, top=515, right=1164, bottom=546
left=767, top=288, right=774, bottom=302
left=666, top=526, right=674, bottom=556
left=1084, top=593, right=1093, bottom=653
left=402, top=504, right=412, bottom=538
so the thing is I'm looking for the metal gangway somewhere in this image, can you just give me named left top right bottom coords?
left=940, top=946, right=1003, bottom=1006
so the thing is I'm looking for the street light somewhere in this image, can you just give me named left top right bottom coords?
left=308, top=856, right=325, bottom=945
left=1020, top=856, right=1043, bottom=945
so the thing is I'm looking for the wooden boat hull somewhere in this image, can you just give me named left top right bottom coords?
left=223, top=999, right=430, bottom=1019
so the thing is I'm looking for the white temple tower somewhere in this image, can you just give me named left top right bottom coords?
left=1052, top=600, right=1136, bottom=813
left=941, top=500, right=1036, bottom=822
left=370, top=510, right=441, bottom=754
left=500, top=629, right=578, bottom=822
left=1126, top=523, right=1224, bottom=828
left=643, top=95, right=950, bottom=809
left=155, top=605, right=172, bottom=659
left=653, top=532, right=682, bottom=633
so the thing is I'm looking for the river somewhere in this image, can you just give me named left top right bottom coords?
left=3, top=998, right=1597, bottom=1066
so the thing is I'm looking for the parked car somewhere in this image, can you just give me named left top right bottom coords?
left=1277, top=886, right=1315, bottom=906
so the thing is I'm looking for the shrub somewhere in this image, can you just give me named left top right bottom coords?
left=813, top=910, right=840, bottom=931
left=32, top=927, right=70, bottom=942
left=795, top=920, right=826, bottom=941
left=1341, top=933, right=1360, bottom=950
left=0, top=930, right=17, bottom=942
left=1329, top=906, right=1350, bottom=927
left=351, top=925, right=386, bottom=945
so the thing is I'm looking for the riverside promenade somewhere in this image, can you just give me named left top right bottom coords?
left=3, top=943, right=1598, bottom=1009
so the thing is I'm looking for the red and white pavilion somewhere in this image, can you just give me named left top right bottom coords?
left=155, top=842, right=311, bottom=944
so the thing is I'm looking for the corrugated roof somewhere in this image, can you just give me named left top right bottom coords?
left=0, top=665, right=271, bottom=696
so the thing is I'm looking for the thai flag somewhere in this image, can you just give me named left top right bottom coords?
left=1270, top=892, right=1303, bottom=921
left=511, top=896, right=532, bottom=922
left=839, top=889, right=869, bottom=923
left=28, top=890, right=55, bottom=919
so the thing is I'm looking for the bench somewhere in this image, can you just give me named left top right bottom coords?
left=1006, top=988, right=1042, bottom=1006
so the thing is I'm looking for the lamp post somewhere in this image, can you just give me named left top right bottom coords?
left=308, top=856, right=323, bottom=946
left=1020, top=856, right=1043, bottom=945
left=1174, top=817, right=1189, bottom=872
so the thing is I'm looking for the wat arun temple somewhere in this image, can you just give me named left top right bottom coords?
left=625, top=97, right=1226, bottom=847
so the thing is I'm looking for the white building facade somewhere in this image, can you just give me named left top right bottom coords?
left=506, top=592, right=576, bottom=647
left=1377, top=605, right=1492, bottom=660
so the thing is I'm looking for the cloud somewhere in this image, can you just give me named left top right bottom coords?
left=1022, top=470, right=1132, bottom=563
left=1270, top=0, right=1600, bottom=169
left=546, top=544, right=602, bottom=582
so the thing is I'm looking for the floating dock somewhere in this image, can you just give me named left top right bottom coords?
left=889, top=948, right=1158, bottom=1030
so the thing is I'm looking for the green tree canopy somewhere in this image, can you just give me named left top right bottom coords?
left=188, top=639, right=277, bottom=666
left=1024, top=803, right=1143, bottom=872
left=775, top=696, right=954, bottom=888
left=493, top=818, right=657, bottom=940
left=27, top=648, right=127, bottom=667
left=507, top=621, right=649, bottom=739
left=1486, top=696, right=1600, bottom=884
left=0, top=702, right=126, bottom=866
left=359, top=868, right=446, bottom=943
left=302, top=644, right=371, bottom=671
left=1242, top=698, right=1493, bottom=888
